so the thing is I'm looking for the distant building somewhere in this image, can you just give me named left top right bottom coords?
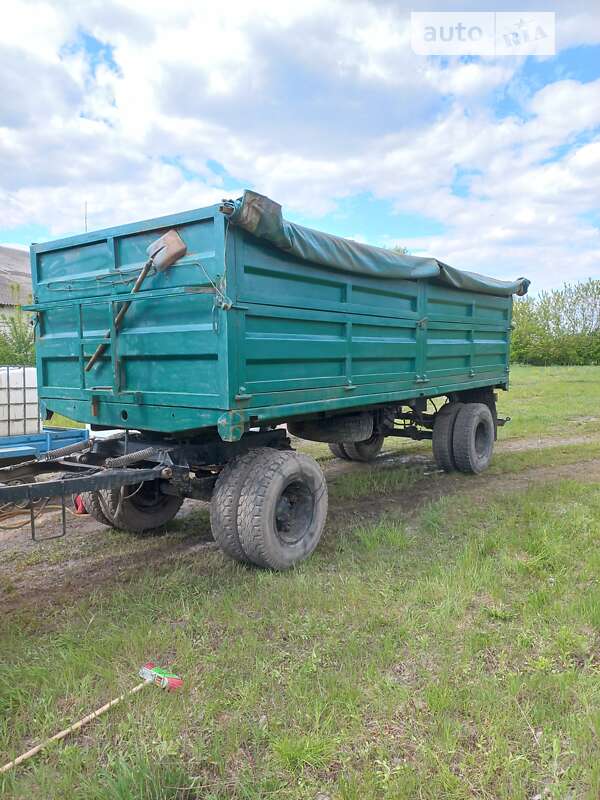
left=0, top=246, right=31, bottom=331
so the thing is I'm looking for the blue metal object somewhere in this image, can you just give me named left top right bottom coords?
left=0, top=427, right=88, bottom=464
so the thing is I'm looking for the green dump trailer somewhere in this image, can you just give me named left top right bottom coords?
left=1, top=191, right=528, bottom=569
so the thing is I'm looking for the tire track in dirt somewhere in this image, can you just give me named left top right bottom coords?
left=328, top=458, right=600, bottom=527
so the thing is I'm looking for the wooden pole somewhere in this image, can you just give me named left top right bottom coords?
left=0, top=681, right=148, bottom=774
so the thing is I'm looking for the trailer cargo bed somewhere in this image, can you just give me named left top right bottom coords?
left=29, top=192, right=524, bottom=441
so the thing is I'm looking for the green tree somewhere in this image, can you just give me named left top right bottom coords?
left=0, top=308, right=35, bottom=366
left=511, top=279, right=600, bottom=365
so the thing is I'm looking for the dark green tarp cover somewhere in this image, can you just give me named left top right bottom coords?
left=228, top=190, right=529, bottom=297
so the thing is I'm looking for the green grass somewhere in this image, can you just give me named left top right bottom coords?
left=2, top=365, right=600, bottom=798
left=2, top=481, right=599, bottom=798
left=329, top=462, right=421, bottom=500
left=488, top=440, right=600, bottom=475
left=499, top=365, right=600, bottom=439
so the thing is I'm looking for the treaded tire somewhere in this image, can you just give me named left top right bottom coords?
left=328, top=443, right=350, bottom=460
left=343, top=434, right=385, bottom=462
left=237, top=450, right=328, bottom=570
left=452, top=403, right=495, bottom=474
left=100, top=481, right=183, bottom=533
left=288, top=413, right=373, bottom=444
left=210, top=448, right=274, bottom=563
left=81, top=491, right=114, bottom=527
left=458, top=388, right=498, bottom=439
left=432, top=403, right=463, bottom=472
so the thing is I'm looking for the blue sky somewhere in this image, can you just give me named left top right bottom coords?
left=1, top=1, right=599, bottom=290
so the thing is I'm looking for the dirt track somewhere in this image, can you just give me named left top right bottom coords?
left=1, top=432, right=598, bottom=614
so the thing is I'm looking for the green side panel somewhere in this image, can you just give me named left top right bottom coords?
left=31, top=205, right=229, bottom=431
left=34, top=213, right=222, bottom=303
left=422, top=285, right=509, bottom=384
left=242, top=306, right=418, bottom=396
left=230, top=230, right=510, bottom=422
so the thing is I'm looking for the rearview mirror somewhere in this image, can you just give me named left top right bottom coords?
left=146, top=229, right=187, bottom=272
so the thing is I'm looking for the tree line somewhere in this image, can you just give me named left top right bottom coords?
left=511, top=279, right=600, bottom=365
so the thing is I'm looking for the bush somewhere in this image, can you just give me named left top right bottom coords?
left=0, top=309, right=35, bottom=366
left=511, top=280, right=600, bottom=365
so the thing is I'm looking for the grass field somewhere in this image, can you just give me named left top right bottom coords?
left=1, top=366, right=600, bottom=799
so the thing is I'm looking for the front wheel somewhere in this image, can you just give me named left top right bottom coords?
left=237, top=450, right=328, bottom=570
left=98, top=480, right=183, bottom=533
left=210, top=448, right=273, bottom=564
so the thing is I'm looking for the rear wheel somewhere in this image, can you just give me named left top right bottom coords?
left=452, top=403, right=495, bottom=474
left=237, top=450, right=328, bottom=570
left=210, top=448, right=273, bottom=564
left=432, top=402, right=463, bottom=472
left=328, top=443, right=350, bottom=460
left=99, top=480, right=183, bottom=533
left=342, top=434, right=385, bottom=462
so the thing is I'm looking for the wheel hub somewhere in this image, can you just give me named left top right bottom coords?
left=274, top=481, right=313, bottom=544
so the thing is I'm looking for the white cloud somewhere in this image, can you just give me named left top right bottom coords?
left=529, top=78, right=600, bottom=137
left=425, top=60, right=518, bottom=97
left=556, top=7, right=600, bottom=49
left=0, top=0, right=599, bottom=291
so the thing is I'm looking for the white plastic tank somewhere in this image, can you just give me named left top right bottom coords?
left=0, top=366, right=39, bottom=436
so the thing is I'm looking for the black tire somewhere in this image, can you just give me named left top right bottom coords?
left=81, top=491, right=114, bottom=527
left=288, top=413, right=373, bottom=444
left=210, top=448, right=273, bottom=563
left=237, top=450, right=328, bottom=570
left=328, top=443, right=350, bottom=460
left=452, top=403, right=495, bottom=474
left=432, top=403, right=463, bottom=472
left=99, top=480, right=183, bottom=533
left=342, top=434, right=385, bottom=462
left=458, top=388, right=498, bottom=439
